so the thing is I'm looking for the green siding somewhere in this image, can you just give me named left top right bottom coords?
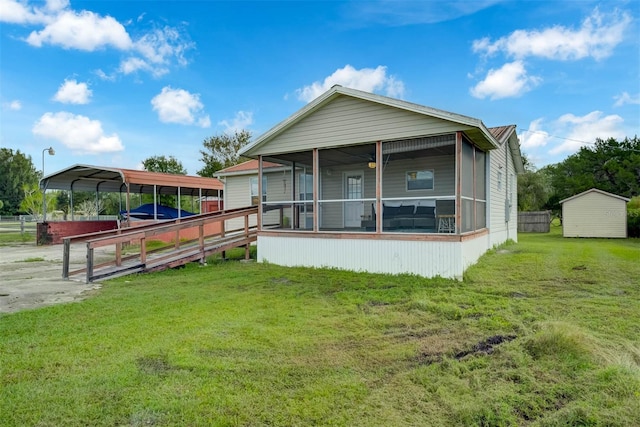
left=250, top=95, right=472, bottom=156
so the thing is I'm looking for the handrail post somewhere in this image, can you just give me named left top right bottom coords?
left=199, top=223, right=205, bottom=264
left=115, top=228, right=122, bottom=267
left=86, top=243, right=93, bottom=284
left=62, top=238, right=70, bottom=279
left=140, top=237, right=147, bottom=265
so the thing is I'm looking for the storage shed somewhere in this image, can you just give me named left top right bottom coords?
left=560, top=188, right=629, bottom=238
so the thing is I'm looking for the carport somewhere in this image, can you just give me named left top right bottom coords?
left=38, top=164, right=224, bottom=244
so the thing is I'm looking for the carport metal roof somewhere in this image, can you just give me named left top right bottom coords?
left=40, top=164, right=223, bottom=197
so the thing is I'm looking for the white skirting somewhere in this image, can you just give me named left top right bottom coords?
left=257, top=234, right=492, bottom=279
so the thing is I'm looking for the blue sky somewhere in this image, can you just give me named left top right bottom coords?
left=1, top=0, right=638, bottom=176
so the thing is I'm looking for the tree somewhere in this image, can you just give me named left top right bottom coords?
left=142, top=155, right=187, bottom=175
left=518, top=169, right=551, bottom=211
left=0, top=148, right=40, bottom=215
left=19, top=182, right=56, bottom=220
left=197, top=130, right=251, bottom=177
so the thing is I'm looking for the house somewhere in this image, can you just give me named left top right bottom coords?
left=215, top=159, right=290, bottom=232
left=560, top=188, right=630, bottom=238
left=228, top=85, right=524, bottom=279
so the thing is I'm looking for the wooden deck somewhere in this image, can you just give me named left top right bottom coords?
left=62, top=207, right=258, bottom=283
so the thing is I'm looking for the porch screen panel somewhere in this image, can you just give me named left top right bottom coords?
left=475, top=150, right=486, bottom=229
left=462, top=199, right=474, bottom=233
left=461, top=140, right=474, bottom=198
left=381, top=136, right=455, bottom=233
left=461, top=139, right=474, bottom=233
left=318, top=144, right=376, bottom=232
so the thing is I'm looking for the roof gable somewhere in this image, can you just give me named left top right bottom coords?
left=214, top=159, right=286, bottom=177
left=240, top=85, right=501, bottom=157
left=560, top=188, right=631, bottom=204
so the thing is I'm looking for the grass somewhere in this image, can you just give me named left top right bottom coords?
left=1, top=226, right=639, bottom=426
left=19, top=257, right=45, bottom=262
left=0, top=221, right=37, bottom=245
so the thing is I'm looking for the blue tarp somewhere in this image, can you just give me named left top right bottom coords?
left=120, top=204, right=195, bottom=220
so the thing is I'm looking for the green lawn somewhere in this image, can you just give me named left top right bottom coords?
left=1, top=227, right=639, bottom=426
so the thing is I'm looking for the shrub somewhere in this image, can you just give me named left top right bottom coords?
left=627, top=197, right=640, bottom=237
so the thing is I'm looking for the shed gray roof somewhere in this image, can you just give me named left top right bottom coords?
left=560, top=188, right=631, bottom=204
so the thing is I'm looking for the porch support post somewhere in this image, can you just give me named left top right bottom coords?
left=455, top=131, right=462, bottom=234
left=472, top=146, right=476, bottom=231
left=312, top=148, right=319, bottom=232
left=291, top=161, right=296, bottom=229
left=257, top=156, right=263, bottom=230
left=375, top=140, right=382, bottom=234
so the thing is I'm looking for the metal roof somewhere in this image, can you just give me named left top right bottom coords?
left=214, top=159, right=286, bottom=177
left=40, top=164, right=223, bottom=196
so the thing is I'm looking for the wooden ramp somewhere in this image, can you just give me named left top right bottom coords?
left=62, top=207, right=258, bottom=283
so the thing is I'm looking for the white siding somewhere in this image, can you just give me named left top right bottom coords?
left=223, top=171, right=292, bottom=231
left=562, top=192, right=627, bottom=238
left=223, top=175, right=253, bottom=231
left=488, top=134, right=518, bottom=247
left=251, top=96, right=474, bottom=156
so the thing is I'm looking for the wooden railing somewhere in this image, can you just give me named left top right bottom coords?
left=62, top=206, right=258, bottom=283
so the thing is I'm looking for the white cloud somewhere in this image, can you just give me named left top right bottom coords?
left=0, top=0, right=58, bottom=24
left=26, top=10, right=132, bottom=51
left=218, top=111, right=254, bottom=134
left=518, top=118, right=551, bottom=149
left=295, top=65, right=405, bottom=102
left=344, top=0, right=501, bottom=26
left=33, top=111, right=124, bottom=154
left=2, top=100, right=22, bottom=111
left=119, top=26, right=193, bottom=78
left=151, top=86, right=210, bottom=128
left=472, top=8, right=631, bottom=61
left=3, top=1, right=193, bottom=78
left=52, top=79, right=92, bottom=104
left=94, top=69, right=116, bottom=81
left=549, top=111, right=625, bottom=154
left=613, top=92, right=640, bottom=107
left=470, top=61, right=541, bottom=100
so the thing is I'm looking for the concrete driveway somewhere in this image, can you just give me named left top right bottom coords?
left=0, top=242, right=109, bottom=314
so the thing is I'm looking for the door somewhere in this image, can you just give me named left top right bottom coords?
left=344, top=172, right=364, bottom=227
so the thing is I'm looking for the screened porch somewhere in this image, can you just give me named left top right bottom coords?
left=257, top=132, right=487, bottom=235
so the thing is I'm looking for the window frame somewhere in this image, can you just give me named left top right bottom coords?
left=406, top=169, right=434, bottom=191
left=250, top=175, right=267, bottom=206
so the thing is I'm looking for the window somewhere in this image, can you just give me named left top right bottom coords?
left=406, top=170, right=434, bottom=191
left=250, top=176, right=267, bottom=206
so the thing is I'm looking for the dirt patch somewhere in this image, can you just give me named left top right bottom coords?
left=454, top=334, right=517, bottom=359
left=0, top=242, right=110, bottom=314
